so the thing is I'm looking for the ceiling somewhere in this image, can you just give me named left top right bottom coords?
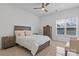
left=11, top=3, right=79, bottom=17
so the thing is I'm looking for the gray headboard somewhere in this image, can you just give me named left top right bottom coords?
left=14, top=25, right=31, bottom=31
left=14, top=25, right=31, bottom=38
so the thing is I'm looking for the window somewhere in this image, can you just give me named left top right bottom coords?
left=66, top=18, right=76, bottom=35
left=56, top=20, right=65, bottom=35
left=56, top=17, right=78, bottom=36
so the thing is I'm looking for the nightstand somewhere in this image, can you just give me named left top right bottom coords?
left=1, top=36, right=16, bottom=49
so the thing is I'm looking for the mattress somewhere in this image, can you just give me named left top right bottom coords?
left=16, top=35, right=50, bottom=55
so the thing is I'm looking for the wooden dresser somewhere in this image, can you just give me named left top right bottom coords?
left=43, top=25, right=52, bottom=39
left=1, top=36, right=16, bottom=49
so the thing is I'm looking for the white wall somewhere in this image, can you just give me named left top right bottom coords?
left=0, top=4, right=79, bottom=48
left=40, top=7, right=79, bottom=42
left=0, top=4, right=40, bottom=48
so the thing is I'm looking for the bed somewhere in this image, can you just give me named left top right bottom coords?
left=14, top=25, right=50, bottom=55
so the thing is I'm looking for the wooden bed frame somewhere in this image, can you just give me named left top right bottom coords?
left=14, top=25, right=50, bottom=55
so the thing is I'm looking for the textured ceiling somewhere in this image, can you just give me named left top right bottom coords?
left=11, top=3, right=79, bottom=17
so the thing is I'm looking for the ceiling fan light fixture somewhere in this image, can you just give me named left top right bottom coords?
left=34, top=3, right=50, bottom=12
left=42, top=8, right=45, bottom=11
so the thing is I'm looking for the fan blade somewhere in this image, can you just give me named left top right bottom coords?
left=45, top=3, right=50, bottom=6
left=44, top=9, right=48, bottom=12
left=42, top=3, right=44, bottom=8
left=34, top=8, right=41, bottom=9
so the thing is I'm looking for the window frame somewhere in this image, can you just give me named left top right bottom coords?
left=56, top=17, right=78, bottom=37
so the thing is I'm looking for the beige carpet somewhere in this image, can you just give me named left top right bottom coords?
left=0, top=40, right=65, bottom=56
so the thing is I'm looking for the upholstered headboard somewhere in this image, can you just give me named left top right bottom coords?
left=14, top=25, right=31, bottom=31
left=14, top=25, right=31, bottom=38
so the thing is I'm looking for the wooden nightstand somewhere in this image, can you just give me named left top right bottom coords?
left=1, top=36, right=16, bottom=49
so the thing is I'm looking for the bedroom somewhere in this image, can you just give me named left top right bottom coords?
left=0, top=3, right=79, bottom=56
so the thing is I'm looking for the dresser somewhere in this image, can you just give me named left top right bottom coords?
left=43, top=25, right=52, bottom=39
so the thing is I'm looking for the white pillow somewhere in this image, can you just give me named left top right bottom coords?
left=15, top=30, right=25, bottom=37
left=24, top=30, right=32, bottom=36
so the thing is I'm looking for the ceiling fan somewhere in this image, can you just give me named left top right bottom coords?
left=34, top=3, right=50, bottom=12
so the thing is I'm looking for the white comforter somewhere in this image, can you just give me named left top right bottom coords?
left=16, top=35, right=50, bottom=55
